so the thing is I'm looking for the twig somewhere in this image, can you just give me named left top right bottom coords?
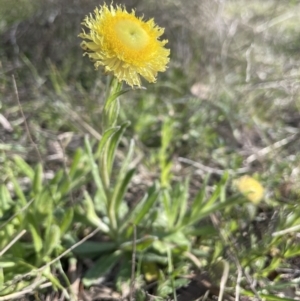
left=36, top=227, right=101, bottom=273
left=0, top=230, right=26, bottom=256
left=184, top=251, right=202, bottom=269
left=0, top=282, right=52, bottom=301
left=8, top=226, right=102, bottom=286
left=256, top=11, right=295, bottom=33
left=235, top=263, right=242, bottom=301
left=57, top=138, right=75, bottom=205
left=12, top=75, right=43, bottom=163
left=0, top=113, right=13, bottom=132
left=245, top=134, right=297, bottom=164
left=272, top=224, right=300, bottom=237
left=218, top=260, right=229, bottom=301
left=0, top=199, right=34, bottom=231
left=210, top=214, right=262, bottom=301
left=178, top=157, right=249, bottom=176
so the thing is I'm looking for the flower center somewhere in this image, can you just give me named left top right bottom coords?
left=114, top=19, right=149, bottom=50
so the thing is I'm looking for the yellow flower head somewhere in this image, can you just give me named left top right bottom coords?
left=235, top=175, right=264, bottom=204
left=79, top=4, right=170, bottom=87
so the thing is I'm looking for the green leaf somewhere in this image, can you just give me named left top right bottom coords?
left=284, top=245, right=300, bottom=258
left=43, top=224, right=61, bottom=258
left=49, top=169, right=64, bottom=185
left=0, top=260, right=17, bottom=268
left=0, top=185, right=13, bottom=214
left=136, top=252, right=168, bottom=265
left=190, top=174, right=210, bottom=218
left=185, top=195, right=241, bottom=228
left=186, top=225, right=217, bottom=237
left=120, top=183, right=160, bottom=236
left=105, top=84, right=129, bottom=109
left=85, top=136, right=106, bottom=203
left=162, top=190, right=172, bottom=227
left=69, top=148, right=84, bottom=178
left=79, top=191, right=109, bottom=233
left=118, top=138, right=135, bottom=178
left=95, top=127, right=120, bottom=158
left=34, top=189, right=53, bottom=215
left=106, top=121, right=130, bottom=176
left=110, top=168, right=136, bottom=220
left=173, top=179, right=189, bottom=229
left=259, top=295, right=298, bottom=301
left=59, top=208, right=74, bottom=234
left=13, top=155, right=34, bottom=180
left=120, top=236, right=157, bottom=252
left=83, top=252, right=121, bottom=287
left=8, top=169, right=27, bottom=206
left=200, top=172, right=228, bottom=213
left=72, top=241, right=117, bottom=258
left=32, top=163, right=43, bottom=194
left=243, top=290, right=297, bottom=301
left=27, top=214, right=43, bottom=255
left=164, top=231, right=190, bottom=248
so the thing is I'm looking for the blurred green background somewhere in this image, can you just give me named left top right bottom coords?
left=1, top=0, right=300, bottom=194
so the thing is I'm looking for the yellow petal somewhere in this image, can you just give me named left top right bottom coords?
left=79, top=4, right=170, bottom=87
left=235, top=175, right=264, bottom=204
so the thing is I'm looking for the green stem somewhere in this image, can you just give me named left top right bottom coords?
left=100, top=77, right=123, bottom=237
left=102, top=77, right=122, bottom=131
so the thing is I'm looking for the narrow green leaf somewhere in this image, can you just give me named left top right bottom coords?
left=27, top=214, right=43, bottom=254
left=173, top=179, right=189, bottom=228
left=118, top=139, right=135, bottom=177
left=8, top=169, right=27, bottom=206
left=80, top=191, right=109, bottom=233
left=83, top=252, right=121, bottom=287
left=85, top=137, right=106, bottom=203
left=190, top=174, right=210, bottom=218
left=106, top=121, right=130, bottom=176
left=120, top=184, right=159, bottom=236
left=186, top=225, right=217, bottom=237
left=95, top=127, right=120, bottom=158
left=243, top=290, right=297, bottom=301
left=110, top=168, right=136, bottom=217
left=259, top=295, right=297, bottom=301
left=69, top=148, right=84, bottom=178
left=13, top=155, right=34, bottom=180
left=183, top=195, right=241, bottom=227
left=106, top=87, right=130, bottom=108
left=0, top=185, right=13, bottom=213
left=43, top=224, right=61, bottom=257
left=196, top=172, right=229, bottom=215
left=136, top=252, right=168, bottom=265
left=162, top=189, right=172, bottom=226
left=284, top=245, right=300, bottom=258
left=59, top=208, right=74, bottom=234
left=72, top=241, right=117, bottom=258
left=32, top=163, right=43, bottom=194
left=120, top=235, right=157, bottom=252
left=42, top=270, right=64, bottom=292
left=102, top=79, right=123, bottom=128
left=49, top=169, right=64, bottom=185
left=0, top=260, right=16, bottom=268
left=34, top=189, right=53, bottom=215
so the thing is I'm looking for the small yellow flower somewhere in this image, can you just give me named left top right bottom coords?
left=79, top=4, right=170, bottom=87
left=235, top=175, right=264, bottom=204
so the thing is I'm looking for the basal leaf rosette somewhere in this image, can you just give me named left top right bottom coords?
left=79, top=4, right=170, bottom=87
